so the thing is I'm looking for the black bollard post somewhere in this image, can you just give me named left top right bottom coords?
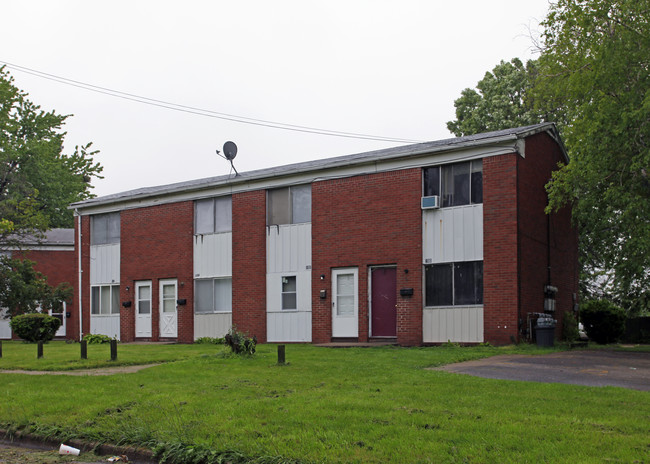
left=277, top=344, right=286, bottom=365
left=0, top=340, right=2, bottom=358
left=81, top=340, right=87, bottom=359
left=37, top=341, right=43, bottom=359
left=110, top=339, right=117, bottom=361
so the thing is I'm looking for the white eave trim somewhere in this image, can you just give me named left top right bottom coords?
left=72, top=124, right=561, bottom=215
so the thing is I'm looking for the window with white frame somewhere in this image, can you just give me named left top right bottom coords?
left=281, top=276, right=297, bottom=310
left=423, top=160, right=483, bottom=207
left=267, top=185, right=311, bottom=225
left=194, top=278, right=232, bottom=313
left=425, top=261, right=483, bottom=307
left=90, top=284, right=120, bottom=315
left=195, top=196, right=232, bottom=234
left=91, top=212, right=120, bottom=245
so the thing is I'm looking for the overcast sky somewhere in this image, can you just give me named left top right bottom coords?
left=2, top=1, right=550, bottom=197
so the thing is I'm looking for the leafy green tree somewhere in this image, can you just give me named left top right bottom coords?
left=0, top=255, right=72, bottom=318
left=447, top=58, right=547, bottom=137
left=446, top=1, right=650, bottom=313
left=0, top=65, right=103, bottom=247
left=538, top=0, right=650, bottom=312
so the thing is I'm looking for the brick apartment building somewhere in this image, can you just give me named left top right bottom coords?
left=0, top=229, right=76, bottom=339
left=70, top=123, right=578, bottom=345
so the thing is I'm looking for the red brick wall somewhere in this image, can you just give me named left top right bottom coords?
left=232, top=190, right=267, bottom=342
left=483, top=134, right=578, bottom=345
left=21, top=247, right=76, bottom=338
left=311, top=169, right=423, bottom=345
left=483, top=153, right=520, bottom=344
left=517, top=133, right=578, bottom=341
left=120, top=202, right=194, bottom=342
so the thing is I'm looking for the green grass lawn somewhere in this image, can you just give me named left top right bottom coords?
left=0, top=341, right=648, bottom=463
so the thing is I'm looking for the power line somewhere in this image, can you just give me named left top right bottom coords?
left=0, top=61, right=424, bottom=144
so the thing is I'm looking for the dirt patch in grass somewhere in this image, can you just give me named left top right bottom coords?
left=0, top=443, right=107, bottom=463
left=0, top=364, right=160, bottom=376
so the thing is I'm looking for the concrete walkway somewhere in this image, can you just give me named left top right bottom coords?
left=433, top=350, right=650, bottom=391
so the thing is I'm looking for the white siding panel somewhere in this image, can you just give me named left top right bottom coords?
left=194, top=313, right=232, bottom=339
left=267, top=224, right=311, bottom=273
left=194, top=233, right=232, bottom=278
left=90, top=244, right=120, bottom=284
left=422, top=205, right=483, bottom=264
left=267, top=311, right=312, bottom=342
left=266, top=271, right=312, bottom=312
left=422, top=307, right=484, bottom=343
left=90, top=315, right=121, bottom=340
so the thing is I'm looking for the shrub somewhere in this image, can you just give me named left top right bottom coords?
left=224, top=327, right=257, bottom=355
left=83, top=333, right=114, bottom=344
left=9, top=313, right=61, bottom=343
left=580, top=300, right=626, bottom=344
left=562, top=311, right=580, bottom=342
left=194, top=337, right=225, bottom=345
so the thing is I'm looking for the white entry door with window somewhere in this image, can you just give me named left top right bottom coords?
left=332, top=268, right=358, bottom=338
left=135, top=281, right=152, bottom=338
left=49, top=302, right=67, bottom=337
left=159, top=279, right=178, bottom=338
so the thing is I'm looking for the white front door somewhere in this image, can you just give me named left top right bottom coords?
left=49, top=302, right=67, bottom=337
left=0, top=308, right=11, bottom=339
left=332, top=268, right=358, bottom=338
left=135, top=281, right=152, bottom=338
left=159, top=279, right=178, bottom=338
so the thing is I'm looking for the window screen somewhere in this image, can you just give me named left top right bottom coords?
left=91, top=212, right=120, bottom=245
left=281, top=276, right=297, bottom=310
left=214, top=197, right=232, bottom=233
left=194, top=278, right=232, bottom=313
left=425, top=261, right=483, bottom=307
left=425, top=160, right=482, bottom=208
left=471, top=160, right=483, bottom=204
left=423, top=166, right=440, bottom=197
left=195, top=197, right=232, bottom=234
left=291, top=185, right=312, bottom=224
left=91, top=284, right=120, bottom=314
left=268, top=185, right=311, bottom=225
left=268, top=188, right=290, bottom=225
left=195, top=199, right=215, bottom=234
left=425, top=264, right=453, bottom=306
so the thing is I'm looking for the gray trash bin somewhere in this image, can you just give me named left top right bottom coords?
left=535, top=316, right=556, bottom=347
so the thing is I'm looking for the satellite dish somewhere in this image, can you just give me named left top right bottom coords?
left=223, top=141, right=238, bottom=160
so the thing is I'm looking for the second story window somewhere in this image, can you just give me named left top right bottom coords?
left=91, top=212, right=120, bottom=245
left=267, top=185, right=311, bottom=225
left=195, top=196, right=232, bottom=234
left=423, top=160, right=482, bottom=207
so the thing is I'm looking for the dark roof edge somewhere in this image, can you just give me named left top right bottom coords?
left=71, top=123, right=561, bottom=210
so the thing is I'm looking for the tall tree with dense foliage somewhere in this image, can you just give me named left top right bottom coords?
left=0, top=255, right=72, bottom=318
left=0, top=65, right=103, bottom=247
left=446, top=1, right=649, bottom=312
left=447, top=58, right=547, bottom=137
left=538, top=0, right=650, bottom=312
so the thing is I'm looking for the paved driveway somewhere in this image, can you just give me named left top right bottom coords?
left=434, top=350, right=650, bottom=391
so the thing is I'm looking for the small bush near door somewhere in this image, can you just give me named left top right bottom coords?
left=581, top=300, right=626, bottom=344
left=83, top=333, right=115, bottom=344
left=9, top=313, right=61, bottom=343
left=224, top=327, right=257, bottom=355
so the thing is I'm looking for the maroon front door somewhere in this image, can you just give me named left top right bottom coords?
left=371, top=267, right=397, bottom=337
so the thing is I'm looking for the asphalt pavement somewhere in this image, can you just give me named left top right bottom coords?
left=434, top=349, right=650, bottom=391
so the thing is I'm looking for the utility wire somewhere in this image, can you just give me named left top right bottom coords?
left=1, top=61, right=424, bottom=144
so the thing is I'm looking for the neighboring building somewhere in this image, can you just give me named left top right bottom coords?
left=0, top=229, right=76, bottom=339
left=70, top=123, right=578, bottom=345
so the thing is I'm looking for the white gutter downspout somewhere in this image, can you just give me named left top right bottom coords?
left=76, top=210, right=83, bottom=341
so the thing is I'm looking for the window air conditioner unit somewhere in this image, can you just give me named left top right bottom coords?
left=421, top=195, right=440, bottom=210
